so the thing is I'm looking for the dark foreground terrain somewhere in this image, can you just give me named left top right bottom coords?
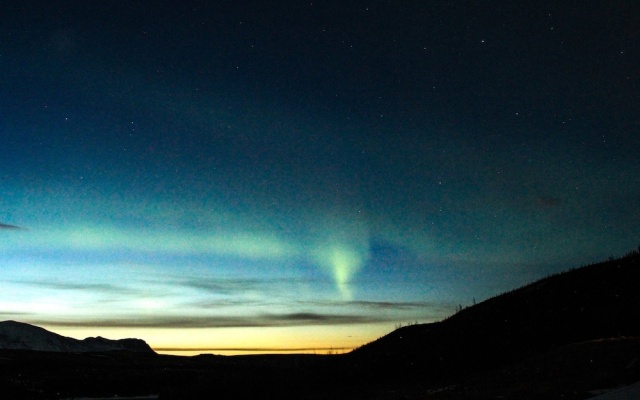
left=2, top=337, right=640, bottom=399
left=3, top=251, right=640, bottom=399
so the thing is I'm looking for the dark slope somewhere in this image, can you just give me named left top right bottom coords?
left=0, top=349, right=332, bottom=400
left=427, top=337, right=640, bottom=399
left=347, top=251, right=640, bottom=383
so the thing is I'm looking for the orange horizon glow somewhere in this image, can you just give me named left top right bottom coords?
left=42, top=322, right=395, bottom=357
left=154, top=347, right=354, bottom=356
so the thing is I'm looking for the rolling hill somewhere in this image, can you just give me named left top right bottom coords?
left=342, top=250, right=640, bottom=392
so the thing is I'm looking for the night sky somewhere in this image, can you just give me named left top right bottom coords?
left=1, top=1, right=639, bottom=354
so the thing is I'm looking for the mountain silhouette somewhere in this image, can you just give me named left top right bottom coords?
left=0, top=320, right=154, bottom=353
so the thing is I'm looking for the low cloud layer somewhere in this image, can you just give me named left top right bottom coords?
left=25, top=312, right=389, bottom=329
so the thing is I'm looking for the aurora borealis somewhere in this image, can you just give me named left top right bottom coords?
left=1, top=1, right=639, bottom=354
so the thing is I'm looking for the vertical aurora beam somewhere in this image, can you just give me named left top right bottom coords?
left=326, top=244, right=367, bottom=300
left=314, top=244, right=367, bottom=300
left=308, top=202, right=371, bottom=300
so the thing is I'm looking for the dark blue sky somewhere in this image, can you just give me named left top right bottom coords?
left=1, top=1, right=639, bottom=353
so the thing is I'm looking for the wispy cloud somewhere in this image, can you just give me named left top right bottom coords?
left=173, top=275, right=319, bottom=297
left=185, top=298, right=266, bottom=309
left=176, top=277, right=272, bottom=295
left=0, top=311, right=30, bottom=317
left=14, top=280, right=136, bottom=295
left=294, top=299, right=452, bottom=322
left=28, top=312, right=389, bottom=329
left=348, top=300, right=439, bottom=310
left=0, top=222, right=24, bottom=230
left=297, top=299, right=447, bottom=311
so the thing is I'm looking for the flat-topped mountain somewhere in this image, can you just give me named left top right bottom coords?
left=0, top=320, right=154, bottom=353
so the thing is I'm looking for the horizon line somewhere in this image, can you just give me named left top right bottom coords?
left=154, top=346, right=354, bottom=352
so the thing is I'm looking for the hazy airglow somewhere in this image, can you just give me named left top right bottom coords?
left=0, top=225, right=297, bottom=259
left=2, top=1, right=638, bottom=355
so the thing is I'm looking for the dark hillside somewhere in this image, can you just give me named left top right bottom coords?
left=428, top=337, right=640, bottom=399
left=347, top=251, right=640, bottom=383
